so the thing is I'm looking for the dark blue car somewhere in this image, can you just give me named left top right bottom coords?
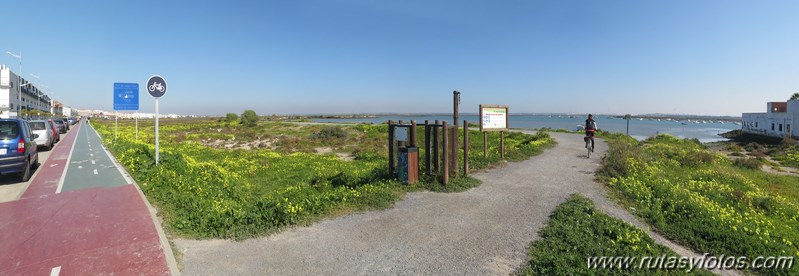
left=0, top=119, right=40, bottom=182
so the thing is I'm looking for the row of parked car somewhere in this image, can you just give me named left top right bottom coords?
left=0, top=117, right=79, bottom=182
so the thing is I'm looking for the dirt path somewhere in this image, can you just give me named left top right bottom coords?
left=175, top=132, right=738, bottom=275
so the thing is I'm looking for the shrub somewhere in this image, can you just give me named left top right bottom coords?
left=240, top=110, right=258, bottom=127
left=682, top=150, right=715, bottom=166
left=312, top=126, right=347, bottom=139
left=598, top=140, right=643, bottom=178
left=225, top=113, right=239, bottom=123
left=733, top=158, right=761, bottom=170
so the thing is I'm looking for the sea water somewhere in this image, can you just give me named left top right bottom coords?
left=314, top=115, right=738, bottom=143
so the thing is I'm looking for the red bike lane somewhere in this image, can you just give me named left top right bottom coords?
left=0, top=121, right=173, bottom=275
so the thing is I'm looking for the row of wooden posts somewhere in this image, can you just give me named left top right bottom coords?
left=388, top=119, right=505, bottom=185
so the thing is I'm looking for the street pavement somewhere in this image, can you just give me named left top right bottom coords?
left=0, top=119, right=175, bottom=275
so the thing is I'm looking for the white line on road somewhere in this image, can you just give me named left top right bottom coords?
left=89, top=148, right=92, bottom=152
left=78, top=166, right=82, bottom=169
left=91, top=160, right=95, bottom=165
left=93, top=169, right=98, bottom=175
left=50, top=266, right=61, bottom=276
left=90, top=153, right=94, bottom=157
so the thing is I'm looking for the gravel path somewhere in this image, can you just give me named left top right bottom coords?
left=175, top=132, right=737, bottom=275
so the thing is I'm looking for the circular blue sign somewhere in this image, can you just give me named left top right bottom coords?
left=146, top=75, right=167, bottom=98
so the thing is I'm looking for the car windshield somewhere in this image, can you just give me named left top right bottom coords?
left=30, top=122, right=47, bottom=131
left=54, top=120, right=63, bottom=124
left=0, top=122, right=20, bottom=140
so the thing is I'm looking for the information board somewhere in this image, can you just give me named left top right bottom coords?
left=479, top=104, right=509, bottom=131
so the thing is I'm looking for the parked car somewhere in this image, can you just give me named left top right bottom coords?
left=0, top=118, right=39, bottom=181
left=47, top=119, right=60, bottom=143
left=62, top=119, right=70, bottom=131
left=53, top=119, right=67, bottom=134
left=68, top=118, right=78, bottom=125
left=29, top=120, right=54, bottom=151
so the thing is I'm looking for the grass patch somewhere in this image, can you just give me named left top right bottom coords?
left=597, top=134, right=799, bottom=275
left=519, top=194, right=710, bottom=275
left=92, top=118, right=553, bottom=240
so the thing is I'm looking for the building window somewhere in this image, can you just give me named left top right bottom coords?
left=772, top=123, right=775, bottom=130
left=755, top=122, right=758, bottom=128
left=779, top=124, right=783, bottom=132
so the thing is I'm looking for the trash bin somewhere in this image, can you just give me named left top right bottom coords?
left=398, top=147, right=419, bottom=184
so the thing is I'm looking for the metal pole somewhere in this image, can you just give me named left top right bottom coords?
left=155, top=98, right=160, bottom=165
left=115, top=113, right=118, bottom=141
left=135, top=111, right=138, bottom=141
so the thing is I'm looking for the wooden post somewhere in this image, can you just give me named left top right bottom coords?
left=450, top=127, right=456, bottom=176
left=433, top=120, right=439, bottom=173
left=425, top=120, right=431, bottom=176
left=500, top=131, right=505, bottom=159
left=442, top=121, right=449, bottom=185
left=453, top=91, right=459, bottom=176
left=463, top=120, right=469, bottom=177
left=483, top=131, right=488, bottom=158
left=410, top=120, right=417, bottom=147
left=388, top=120, right=395, bottom=176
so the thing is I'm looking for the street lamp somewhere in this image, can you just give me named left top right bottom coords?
left=6, top=51, right=24, bottom=117
left=29, top=73, right=46, bottom=117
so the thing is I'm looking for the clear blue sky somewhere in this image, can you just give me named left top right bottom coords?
left=2, top=0, right=798, bottom=116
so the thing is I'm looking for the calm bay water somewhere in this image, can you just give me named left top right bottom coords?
left=314, top=115, right=739, bottom=143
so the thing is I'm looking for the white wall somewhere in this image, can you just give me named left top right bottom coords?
left=742, top=100, right=798, bottom=139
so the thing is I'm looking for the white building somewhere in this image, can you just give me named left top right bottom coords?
left=63, top=106, right=72, bottom=117
left=0, top=64, right=52, bottom=118
left=742, top=100, right=799, bottom=139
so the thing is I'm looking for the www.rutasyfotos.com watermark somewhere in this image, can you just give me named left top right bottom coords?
left=587, top=254, right=794, bottom=272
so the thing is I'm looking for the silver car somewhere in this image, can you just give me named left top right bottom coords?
left=29, top=120, right=54, bottom=151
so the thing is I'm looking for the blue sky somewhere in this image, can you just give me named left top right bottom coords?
left=2, top=0, right=798, bottom=116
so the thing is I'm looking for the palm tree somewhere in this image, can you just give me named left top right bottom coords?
left=791, top=92, right=799, bottom=101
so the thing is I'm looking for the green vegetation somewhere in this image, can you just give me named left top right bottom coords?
left=240, top=110, right=258, bottom=127
left=92, top=118, right=554, bottom=239
left=598, top=134, right=799, bottom=275
left=224, top=113, right=239, bottom=123
left=520, top=194, right=709, bottom=275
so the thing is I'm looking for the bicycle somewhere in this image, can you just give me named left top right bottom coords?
left=584, top=135, right=594, bottom=158
left=149, top=82, right=165, bottom=93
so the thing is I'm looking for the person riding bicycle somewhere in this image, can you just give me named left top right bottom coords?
left=585, top=114, right=597, bottom=150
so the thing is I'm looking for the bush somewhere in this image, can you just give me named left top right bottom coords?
left=240, top=110, right=258, bottom=127
left=225, top=113, right=239, bottom=123
left=733, top=158, right=762, bottom=170
left=598, top=140, right=643, bottom=179
left=312, top=126, right=347, bottom=139
left=682, top=150, right=715, bottom=166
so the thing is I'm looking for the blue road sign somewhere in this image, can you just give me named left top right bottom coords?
left=113, top=83, right=139, bottom=110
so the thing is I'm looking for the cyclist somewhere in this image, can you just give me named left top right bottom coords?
left=585, top=114, right=597, bottom=150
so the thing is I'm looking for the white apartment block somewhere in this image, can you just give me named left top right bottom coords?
left=0, top=64, right=53, bottom=117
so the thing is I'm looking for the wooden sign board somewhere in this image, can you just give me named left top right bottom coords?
left=479, top=104, right=509, bottom=132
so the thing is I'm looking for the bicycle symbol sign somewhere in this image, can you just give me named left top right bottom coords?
left=146, top=75, right=167, bottom=98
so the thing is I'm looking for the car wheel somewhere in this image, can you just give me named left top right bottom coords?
left=33, top=153, right=39, bottom=168
left=20, top=158, right=31, bottom=182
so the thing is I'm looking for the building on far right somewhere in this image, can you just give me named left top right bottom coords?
left=742, top=100, right=799, bottom=139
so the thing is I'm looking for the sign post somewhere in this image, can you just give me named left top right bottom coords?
left=479, top=104, right=509, bottom=158
left=146, top=75, right=167, bottom=165
left=113, top=83, right=140, bottom=141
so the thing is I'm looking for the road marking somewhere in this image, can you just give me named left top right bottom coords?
left=49, top=164, right=59, bottom=168
left=89, top=148, right=92, bottom=152
left=78, top=166, right=82, bottom=169
left=56, top=124, right=82, bottom=194
left=93, top=169, right=98, bottom=175
left=50, top=266, right=61, bottom=276
left=88, top=124, right=136, bottom=184
left=91, top=160, right=96, bottom=165
left=90, top=153, right=94, bottom=157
